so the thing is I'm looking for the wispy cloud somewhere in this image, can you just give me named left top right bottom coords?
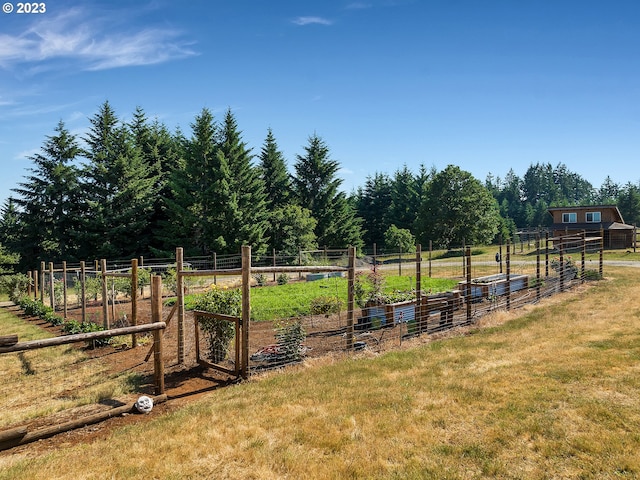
left=292, top=16, right=333, bottom=26
left=0, top=7, right=197, bottom=72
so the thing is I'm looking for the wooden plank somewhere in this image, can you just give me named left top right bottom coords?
left=0, top=335, right=18, bottom=347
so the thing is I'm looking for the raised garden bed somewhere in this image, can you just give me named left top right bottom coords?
left=458, top=273, right=529, bottom=300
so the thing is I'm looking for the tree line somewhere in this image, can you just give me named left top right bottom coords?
left=1, top=101, right=639, bottom=270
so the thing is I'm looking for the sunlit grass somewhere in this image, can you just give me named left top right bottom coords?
left=2, top=266, right=640, bottom=478
left=0, top=309, right=145, bottom=429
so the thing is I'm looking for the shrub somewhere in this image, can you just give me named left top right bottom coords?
left=277, top=273, right=289, bottom=285
left=0, top=273, right=32, bottom=303
left=550, top=256, right=578, bottom=280
left=584, top=269, right=602, bottom=281
left=193, top=287, right=241, bottom=363
left=62, top=319, right=109, bottom=347
left=43, top=311, right=64, bottom=326
left=254, top=273, right=268, bottom=286
left=74, top=275, right=102, bottom=303
left=310, top=295, right=342, bottom=315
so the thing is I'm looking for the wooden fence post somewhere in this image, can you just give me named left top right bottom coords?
left=373, top=243, right=377, bottom=273
left=506, top=241, right=511, bottom=310
left=465, top=246, right=472, bottom=322
left=27, top=271, right=33, bottom=297
left=151, top=275, right=165, bottom=395
left=40, top=261, right=45, bottom=303
left=536, top=235, right=541, bottom=302
left=599, top=228, right=604, bottom=278
left=213, top=252, right=217, bottom=285
left=48, top=262, right=55, bottom=310
left=33, top=270, right=38, bottom=300
left=428, top=240, right=432, bottom=278
left=559, top=243, right=565, bottom=293
left=241, top=245, right=251, bottom=379
left=545, top=232, right=550, bottom=277
left=272, top=248, right=277, bottom=282
left=80, top=261, right=86, bottom=323
left=415, top=244, right=422, bottom=334
left=581, top=232, right=586, bottom=282
left=347, top=245, right=355, bottom=350
left=62, top=261, right=67, bottom=319
left=131, top=258, right=138, bottom=348
left=176, top=247, right=185, bottom=364
left=101, top=259, right=109, bottom=329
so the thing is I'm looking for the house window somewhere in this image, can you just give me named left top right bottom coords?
left=586, top=211, right=601, bottom=223
left=562, top=213, right=577, bottom=223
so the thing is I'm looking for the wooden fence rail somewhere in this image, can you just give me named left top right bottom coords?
left=0, top=322, right=166, bottom=396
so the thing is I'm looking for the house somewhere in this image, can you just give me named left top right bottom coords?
left=547, top=205, right=636, bottom=249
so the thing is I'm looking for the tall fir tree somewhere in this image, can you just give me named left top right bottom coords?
left=213, top=109, right=269, bottom=254
left=164, top=108, right=218, bottom=255
left=129, top=107, right=182, bottom=256
left=259, top=128, right=291, bottom=210
left=12, top=121, right=82, bottom=267
left=355, top=172, right=393, bottom=249
left=0, top=198, right=22, bottom=259
left=81, top=101, right=157, bottom=259
left=292, top=134, right=363, bottom=249
left=388, top=165, right=422, bottom=235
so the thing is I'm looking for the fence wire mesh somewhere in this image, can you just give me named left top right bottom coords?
left=3, top=235, right=608, bottom=440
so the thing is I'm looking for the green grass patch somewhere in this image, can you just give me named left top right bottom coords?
left=169, top=275, right=459, bottom=321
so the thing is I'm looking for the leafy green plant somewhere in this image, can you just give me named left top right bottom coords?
left=584, top=269, right=602, bottom=281
left=276, top=273, right=289, bottom=285
left=163, top=266, right=197, bottom=295
left=62, top=319, right=109, bottom=347
left=254, top=273, right=268, bottom=286
left=193, top=287, right=241, bottom=363
left=310, top=295, right=342, bottom=315
left=0, top=273, right=32, bottom=303
left=74, top=275, right=102, bottom=303
left=275, top=319, right=306, bottom=362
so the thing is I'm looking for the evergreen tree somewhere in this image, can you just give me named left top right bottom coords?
left=81, top=101, right=157, bottom=259
left=213, top=109, right=269, bottom=254
left=164, top=108, right=218, bottom=255
left=389, top=165, right=422, bottom=234
left=259, top=128, right=291, bottom=210
left=597, top=176, right=620, bottom=204
left=12, top=121, right=82, bottom=267
left=292, top=134, right=363, bottom=248
left=0, top=198, right=21, bottom=257
left=129, top=108, right=182, bottom=255
left=617, top=182, right=640, bottom=226
left=355, top=172, right=392, bottom=248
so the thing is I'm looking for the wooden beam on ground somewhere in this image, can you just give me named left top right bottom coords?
left=0, top=335, right=18, bottom=347
left=0, top=394, right=167, bottom=451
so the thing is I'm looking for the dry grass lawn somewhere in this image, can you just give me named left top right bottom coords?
left=1, top=266, right=640, bottom=479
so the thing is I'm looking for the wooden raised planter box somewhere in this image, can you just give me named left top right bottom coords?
left=458, top=274, right=529, bottom=300
left=357, top=290, right=464, bottom=332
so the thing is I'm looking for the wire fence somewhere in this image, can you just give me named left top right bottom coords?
left=1, top=233, right=605, bottom=448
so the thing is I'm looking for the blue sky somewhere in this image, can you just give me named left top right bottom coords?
left=1, top=0, right=639, bottom=205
